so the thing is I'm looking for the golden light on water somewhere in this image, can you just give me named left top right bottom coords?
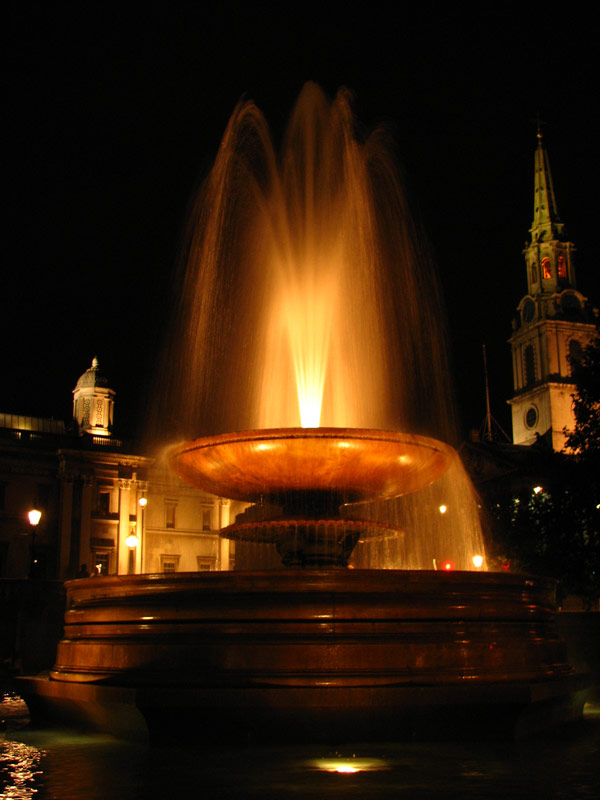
left=313, top=757, right=388, bottom=773
left=0, top=739, right=43, bottom=799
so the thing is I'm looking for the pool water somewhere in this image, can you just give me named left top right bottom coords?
left=2, top=693, right=600, bottom=799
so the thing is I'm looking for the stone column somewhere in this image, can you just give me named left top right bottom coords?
left=58, top=463, right=74, bottom=580
left=218, top=498, right=230, bottom=571
left=79, top=474, right=93, bottom=573
left=136, top=481, right=148, bottom=574
left=117, top=479, right=131, bottom=575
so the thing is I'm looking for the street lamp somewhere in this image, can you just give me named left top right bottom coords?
left=28, top=508, right=42, bottom=578
left=138, top=495, right=147, bottom=573
left=126, top=531, right=138, bottom=574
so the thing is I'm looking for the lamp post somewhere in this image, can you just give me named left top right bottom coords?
left=28, top=508, right=42, bottom=578
left=138, top=495, right=147, bottom=573
left=125, top=532, right=139, bottom=574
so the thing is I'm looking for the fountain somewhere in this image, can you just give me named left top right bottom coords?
left=20, top=85, right=586, bottom=742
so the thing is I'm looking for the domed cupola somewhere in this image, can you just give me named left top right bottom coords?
left=73, top=357, right=115, bottom=436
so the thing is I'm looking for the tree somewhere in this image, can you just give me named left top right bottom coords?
left=565, top=327, right=600, bottom=459
left=490, top=465, right=600, bottom=606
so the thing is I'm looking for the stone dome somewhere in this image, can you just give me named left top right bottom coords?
left=74, top=357, right=111, bottom=390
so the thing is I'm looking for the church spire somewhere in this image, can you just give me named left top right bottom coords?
left=509, top=131, right=597, bottom=452
left=530, top=127, right=565, bottom=244
left=522, top=130, right=576, bottom=297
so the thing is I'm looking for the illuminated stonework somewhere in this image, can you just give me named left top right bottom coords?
left=509, top=133, right=598, bottom=450
left=72, top=357, right=115, bottom=437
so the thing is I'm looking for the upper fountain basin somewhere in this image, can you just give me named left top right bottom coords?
left=169, top=428, right=454, bottom=505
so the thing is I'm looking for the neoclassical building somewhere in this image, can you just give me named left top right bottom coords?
left=508, top=131, right=598, bottom=450
left=0, top=359, right=237, bottom=580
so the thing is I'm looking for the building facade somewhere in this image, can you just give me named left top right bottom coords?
left=0, top=359, right=237, bottom=580
left=508, top=131, right=598, bottom=450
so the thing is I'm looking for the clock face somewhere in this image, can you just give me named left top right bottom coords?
left=525, top=406, right=538, bottom=430
left=522, top=298, right=535, bottom=323
left=561, top=292, right=581, bottom=315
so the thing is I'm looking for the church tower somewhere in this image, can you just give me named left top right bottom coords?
left=73, top=357, right=115, bottom=437
left=508, top=131, right=597, bottom=450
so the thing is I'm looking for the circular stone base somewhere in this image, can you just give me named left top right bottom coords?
left=52, top=570, right=572, bottom=688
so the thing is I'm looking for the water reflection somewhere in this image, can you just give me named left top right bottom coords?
left=2, top=694, right=600, bottom=800
left=0, top=739, right=42, bottom=799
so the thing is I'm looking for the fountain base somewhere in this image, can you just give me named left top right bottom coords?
left=18, top=569, right=588, bottom=742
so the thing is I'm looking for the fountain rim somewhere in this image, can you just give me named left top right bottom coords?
left=168, top=426, right=456, bottom=504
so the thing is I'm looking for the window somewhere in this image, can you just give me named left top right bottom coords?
left=531, top=262, right=538, bottom=284
left=202, top=509, right=212, bottom=531
left=160, top=554, right=180, bottom=573
left=93, top=551, right=110, bottom=575
left=36, top=484, right=51, bottom=510
left=523, top=345, right=536, bottom=386
left=569, top=339, right=583, bottom=373
left=197, top=557, right=214, bottom=571
left=165, top=501, right=177, bottom=529
left=542, top=257, right=552, bottom=280
left=558, top=255, right=567, bottom=279
left=0, top=542, right=8, bottom=576
left=82, top=398, right=91, bottom=428
left=98, top=491, right=111, bottom=515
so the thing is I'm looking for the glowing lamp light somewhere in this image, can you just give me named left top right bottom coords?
left=439, top=504, right=447, bottom=514
left=28, top=509, right=42, bottom=527
left=443, top=561, right=453, bottom=571
left=533, top=486, right=543, bottom=495
left=472, top=554, right=484, bottom=568
left=126, top=533, right=139, bottom=548
left=139, top=497, right=147, bottom=507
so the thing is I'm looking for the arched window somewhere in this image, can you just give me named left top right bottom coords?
left=523, top=344, right=536, bottom=386
left=558, top=255, right=567, bottom=279
left=568, top=339, right=583, bottom=374
left=542, top=257, right=552, bottom=280
left=531, top=261, right=538, bottom=283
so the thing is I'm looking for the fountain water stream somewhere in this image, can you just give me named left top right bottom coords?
left=155, top=81, right=485, bottom=569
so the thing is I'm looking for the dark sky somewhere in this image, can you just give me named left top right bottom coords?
left=4, top=3, right=598, bottom=441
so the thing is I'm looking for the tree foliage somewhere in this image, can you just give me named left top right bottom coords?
left=565, top=328, right=600, bottom=459
left=491, top=469, right=600, bottom=606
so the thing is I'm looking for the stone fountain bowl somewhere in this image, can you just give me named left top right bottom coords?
left=169, top=427, right=455, bottom=506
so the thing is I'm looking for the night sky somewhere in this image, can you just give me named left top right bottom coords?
left=4, top=3, right=598, bottom=442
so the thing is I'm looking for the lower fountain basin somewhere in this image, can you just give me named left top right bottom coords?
left=20, top=569, right=586, bottom=742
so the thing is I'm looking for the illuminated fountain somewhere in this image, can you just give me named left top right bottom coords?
left=21, top=85, right=585, bottom=741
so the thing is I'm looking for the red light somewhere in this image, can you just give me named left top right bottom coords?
left=443, top=561, right=453, bottom=571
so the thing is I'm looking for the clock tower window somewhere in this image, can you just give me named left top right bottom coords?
left=542, top=257, right=552, bottom=280
left=523, top=344, right=536, bottom=387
